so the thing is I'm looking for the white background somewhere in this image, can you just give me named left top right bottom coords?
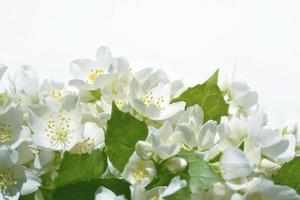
left=0, top=0, right=299, bottom=126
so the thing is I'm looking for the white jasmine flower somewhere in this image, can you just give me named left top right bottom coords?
left=197, top=120, right=218, bottom=151
left=95, top=187, right=126, bottom=200
left=70, top=47, right=113, bottom=89
left=71, top=122, right=105, bottom=154
left=219, top=72, right=258, bottom=115
left=176, top=105, right=204, bottom=149
left=218, top=115, right=248, bottom=150
left=40, top=79, right=69, bottom=104
left=122, top=154, right=156, bottom=187
left=147, top=121, right=181, bottom=160
left=29, top=95, right=83, bottom=151
left=95, top=74, right=131, bottom=110
left=243, top=107, right=292, bottom=164
left=9, top=66, right=41, bottom=105
left=131, top=176, right=187, bottom=200
left=0, top=105, right=24, bottom=148
left=228, top=82, right=258, bottom=113
left=241, top=177, right=300, bottom=200
left=0, top=146, right=40, bottom=200
left=129, top=69, right=185, bottom=121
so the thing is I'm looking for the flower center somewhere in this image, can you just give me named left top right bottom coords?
left=132, top=163, right=149, bottom=181
left=87, top=68, right=104, bottom=83
left=0, top=122, right=11, bottom=144
left=115, top=99, right=126, bottom=109
left=150, top=196, right=159, bottom=200
left=72, top=138, right=95, bottom=154
left=50, top=90, right=62, bottom=101
left=140, top=92, right=164, bottom=111
left=0, top=170, right=17, bottom=190
left=45, top=112, right=72, bottom=148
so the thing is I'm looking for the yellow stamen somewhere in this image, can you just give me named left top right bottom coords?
left=132, top=162, right=149, bottom=181
left=0, top=122, right=12, bottom=144
left=0, top=170, right=17, bottom=190
left=45, top=112, right=72, bottom=148
left=140, top=91, right=165, bottom=111
left=87, top=68, right=104, bottom=83
left=50, top=90, right=62, bottom=101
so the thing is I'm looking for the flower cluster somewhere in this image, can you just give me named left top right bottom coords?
left=0, top=47, right=299, bottom=200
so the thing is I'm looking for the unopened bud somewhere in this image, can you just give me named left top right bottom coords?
left=135, top=141, right=153, bottom=160
left=260, top=158, right=280, bottom=173
left=165, top=157, right=187, bottom=173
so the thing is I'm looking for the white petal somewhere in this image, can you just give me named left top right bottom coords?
left=170, top=79, right=185, bottom=98
left=95, top=187, right=118, bottom=200
left=161, top=176, right=187, bottom=197
left=20, top=168, right=41, bottom=195
left=220, top=147, right=253, bottom=180
left=95, top=46, right=113, bottom=69
left=245, top=177, right=300, bottom=200
left=198, top=120, right=217, bottom=150
left=153, top=102, right=185, bottom=121
left=0, top=146, right=18, bottom=169
left=70, top=59, right=96, bottom=79
left=83, top=122, right=105, bottom=148
left=177, top=124, right=197, bottom=148
left=0, top=64, right=7, bottom=81
left=69, top=79, right=94, bottom=90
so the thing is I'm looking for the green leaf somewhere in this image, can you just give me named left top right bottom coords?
left=19, top=193, right=35, bottom=200
left=41, top=178, right=131, bottom=200
left=173, top=70, right=228, bottom=122
left=274, top=157, right=300, bottom=194
left=94, top=178, right=131, bottom=199
left=105, top=102, right=148, bottom=172
left=165, top=186, right=191, bottom=200
left=54, top=149, right=107, bottom=188
left=178, top=151, right=223, bottom=193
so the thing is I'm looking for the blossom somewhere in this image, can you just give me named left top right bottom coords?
left=239, top=177, right=300, bottom=200
left=147, top=121, right=181, bottom=160
left=122, top=154, right=156, bottom=187
left=40, top=79, right=69, bottom=104
left=0, top=47, right=299, bottom=199
left=69, top=47, right=114, bottom=89
left=8, top=66, right=41, bottom=105
left=0, top=146, right=40, bottom=200
left=71, top=122, right=105, bottom=154
left=219, top=73, right=258, bottom=115
left=0, top=105, right=24, bottom=148
left=29, top=95, right=83, bottom=151
left=217, top=115, right=248, bottom=150
left=129, top=69, right=185, bottom=120
left=131, top=176, right=187, bottom=200
left=176, top=105, right=204, bottom=149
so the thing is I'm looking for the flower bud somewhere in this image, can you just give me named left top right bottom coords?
left=135, top=141, right=153, bottom=160
left=165, top=157, right=187, bottom=173
left=260, top=158, right=280, bottom=174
